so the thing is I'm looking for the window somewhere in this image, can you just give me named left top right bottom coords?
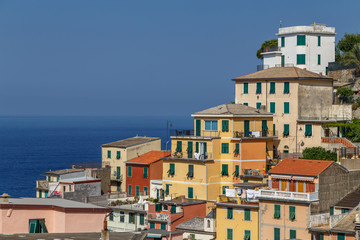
left=144, top=186, right=148, bottom=196
left=270, top=82, right=276, bottom=94
left=297, top=54, right=306, bottom=64
left=176, top=141, right=182, bottom=152
left=150, top=222, right=155, bottom=229
left=107, top=150, right=111, bottom=158
left=318, top=54, right=321, bottom=65
left=297, top=35, right=306, bottom=45
left=116, top=151, right=121, bottom=159
left=109, top=212, right=113, bottom=221
left=256, top=102, right=261, bottom=109
left=243, top=83, right=248, bottom=94
left=320, top=233, right=324, bottom=240
left=283, top=124, right=289, bottom=136
left=341, top=208, right=349, bottom=214
left=290, top=230, right=296, bottom=239
left=140, top=214, right=145, bottom=225
left=116, top=166, right=121, bottom=179
left=39, top=190, right=42, bottom=198
left=281, top=37, right=285, bottom=47
left=289, top=206, right=296, bottom=220
left=256, top=82, right=262, bottom=94
left=188, top=187, right=193, bottom=198
left=274, top=205, right=281, bottom=219
left=161, top=223, right=166, bottom=230
left=273, top=124, right=276, bottom=136
left=244, top=230, right=251, bottom=240
left=44, top=191, right=48, bottom=198
left=222, top=120, right=229, bottom=132
left=243, top=102, right=248, bottom=106
left=270, top=102, right=276, bottom=113
left=281, top=55, right=285, bottom=67
left=221, top=164, right=229, bottom=176
left=227, top=228, right=233, bottom=240
left=129, top=213, right=135, bottom=224
left=284, top=102, right=290, bottom=114
left=222, top=186, right=229, bottom=194
left=305, top=124, right=312, bottom=137
left=187, top=141, right=193, bottom=158
left=170, top=205, right=176, bottom=213
left=136, top=186, right=140, bottom=196
left=120, top=211, right=125, bottom=222
left=128, top=185, right=132, bottom=196
left=234, top=143, right=239, bottom=154
left=221, top=143, right=229, bottom=154
left=205, top=120, right=218, bottom=131
left=143, top=167, right=148, bottom=178
left=284, top=82, right=290, bottom=94
left=326, top=67, right=329, bottom=75
left=244, top=209, right=251, bottom=221
left=234, top=165, right=239, bottom=177
left=187, top=164, right=194, bottom=178
left=274, top=228, right=280, bottom=240
left=69, top=185, right=72, bottom=191
left=128, top=166, right=132, bottom=177
left=155, top=203, right=162, bottom=211
left=165, top=184, right=170, bottom=195
left=168, top=163, right=175, bottom=175
left=29, top=219, right=48, bottom=233
left=337, top=233, right=345, bottom=240
left=318, top=36, right=321, bottom=46
left=227, top=207, right=233, bottom=219
left=47, top=176, right=51, bottom=182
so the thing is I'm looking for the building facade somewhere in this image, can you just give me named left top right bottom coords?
left=107, top=203, right=148, bottom=232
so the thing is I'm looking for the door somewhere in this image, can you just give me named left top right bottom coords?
left=244, top=120, right=250, bottom=137
left=199, top=142, right=207, bottom=159
left=281, top=180, right=287, bottom=191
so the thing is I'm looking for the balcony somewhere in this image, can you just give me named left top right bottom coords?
left=170, top=129, right=194, bottom=137
left=170, top=151, right=213, bottom=160
left=258, top=189, right=319, bottom=202
left=111, top=174, right=123, bottom=182
left=263, top=46, right=281, bottom=52
left=233, top=130, right=277, bottom=138
left=241, top=169, right=265, bottom=179
left=36, top=180, right=49, bottom=190
left=171, top=130, right=220, bottom=138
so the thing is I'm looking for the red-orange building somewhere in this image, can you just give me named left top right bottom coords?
left=126, top=151, right=169, bottom=197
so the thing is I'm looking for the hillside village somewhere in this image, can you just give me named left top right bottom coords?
left=4, top=23, right=360, bottom=240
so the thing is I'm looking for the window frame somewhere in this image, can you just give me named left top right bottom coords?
left=205, top=120, right=218, bottom=131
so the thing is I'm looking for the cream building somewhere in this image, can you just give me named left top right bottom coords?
left=233, top=67, right=352, bottom=156
left=102, top=136, right=161, bottom=193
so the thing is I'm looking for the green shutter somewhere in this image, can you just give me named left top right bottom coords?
left=144, top=187, right=148, bottom=195
left=109, top=212, right=114, bottom=221
left=222, top=186, right=229, bottom=194
left=196, top=120, right=201, bottom=136
left=256, top=102, right=261, bottom=109
left=120, top=212, right=125, bottom=222
left=281, top=55, right=285, bottom=67
left=204, top=142, right=207, bottom=159
left=176, top=141, right=182, bottom=152
left=244, top=209, right=251, bottom=221
left=188, top=187, right=193, bottom=198
left=234, top=143, right=239, bottom=154
left=243, top=102, right=248, bottom=106
left=143, top=167, right=148, bottom=178
left=169, top=163, right=175, bottom=175
left=39, top=190, right=42, bottom=198
left=297, top=54, right=306, bottom=64
left=128, top=166, right=132, bottom=177
left=273, top=124, right=276, bottom=136
left=330, top=206, right=334, bottom=215
left=187, top=142, right=193, bottom=158
left=274, top=228, right=280, bottom=240
left=289, top=206, right=296, bottom=220
left=234, top=165, right=239, bottom=177
left=281, top=37, right=285, bottom=47
left=195, top=142, right=199, bottom=152
left=341, top=208, right=349, bottom=214
left=29, top=219, right=39, bottom=233
left=274, top=205, right=281, bottom=218
left=320, top=233, right=324, bottom=240
left=44, top=191, right=48, bottom=198
left=244, top=120, right=250, bottom=137
left=155, top=203, right=162, bottom=211
left=270, top=82, right=275, bottom=94
left=243, top=83, right=248, bottom=94
left=305, top=124, right=312, bottom=137
left=188, top=165, right=194, bottom=178
left=222, top=164, right=229, bottom=176
left=318, top=36, right=321, bottom=46
left=318, top=54, right=321, bottom=65
left=284, top=102, right=290, bottom=114
left=244, top=230, right=251, bottom=240
left=170, top=205, right=176, bottom=213
left=128, top=185, right=132, bottom=196
left=297, top=35, right=305, bottom=45
left=262, top=120, right=268, bottom=137
left=326, top=67, right=328, bottom=75
left=161, top=223, right=166, bottom=230
left=116, top=151, right=121, bottom=159
left=221, top=143, right=229, bottom=154
left=165, top=184, right=170, bottom=195
left=136, top=186, right=140, bottom=196
left=256, top=82, right=262, bottom=94
left=150, top=222, right=155, bottom=229
left=117, top=167, right=121, bottom=179
left=283, top=124, right=289, bottom=136
left=290, top=230, right=296, bottom=239
left=222, top=120, right=229, bottom=132
left=107, top=150, right=111, bottom=158
left=270, top=102, right=275, bottom=113
left=140, top=214, right=145, bottom=225
left=227, top=208, right=233, bottom=219
left=284, top=82, right=290, bottom=94
left=227, top=228, right=233, bottom=240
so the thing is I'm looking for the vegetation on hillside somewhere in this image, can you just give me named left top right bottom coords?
left=256, top=39, right=278, bottom=59
left=302, top=147, right=337, bottom=161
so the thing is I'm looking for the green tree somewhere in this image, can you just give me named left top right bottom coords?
left=342, top=43, right=360, bottom=67
left=302, top=147, right=337, bottom=161
left=336, top=33, right=360, bottom=62
left=256, top=39, right=278, bottom=59
left=336, top=86, right=354, bottom=103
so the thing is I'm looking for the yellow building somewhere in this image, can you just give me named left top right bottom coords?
left=233, top=67, right=351, bottom=156
left=101, top=136, right=161, bottom=193
left=163, top=104, right=275, bottom=203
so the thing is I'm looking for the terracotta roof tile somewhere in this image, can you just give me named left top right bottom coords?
left=268, top=158, right=333, bottom=176
left=126, top=151, right=170, bottom=164
left=232, top=67, right=333, bottom=81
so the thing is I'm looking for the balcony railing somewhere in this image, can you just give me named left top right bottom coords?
left=170, top=129, right=194, bottom=137
left=259, top=189, right=319, bottom=202
left=147, top=213, right=169, bottom=221
left=171, top=151, right=212, bottom=160
left=263, top=46, right=281, bottom=52
left=111, top=174, right=123, bottom=181
left=171, top=130, right=220, bottom=138
left=242, top=169, right=264, bottom=177
left=36, top=180, right=49, bottom=190
left=233, top=130, right=277, bottom=138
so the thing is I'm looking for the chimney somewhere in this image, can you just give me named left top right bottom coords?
left=181, top=195, right=186, bottom=203
left=1, top=193, right=10, bottom=203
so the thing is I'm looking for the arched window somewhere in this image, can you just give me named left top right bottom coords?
left=207, top=219, right=211, bottom=228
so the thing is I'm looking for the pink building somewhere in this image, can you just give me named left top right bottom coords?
left=0, top=196, right=110, bottom=234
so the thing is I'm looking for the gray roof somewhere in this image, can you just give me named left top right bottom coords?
left=46, top=168, right=84, bottom=176
left=160, top=197, right=206, bottom=206
left=335, top=185, right=360, bottom=209
left=60, top=176, right=99, bottom=183
left=1, top=198, right=108, bottom=210
left=0, top=232, right=147, bottom=240
left=192, top=104, right=272, bottom=116
left=176, top=217, right=204, bottom=231
left=111, top=203, right=147, bottom=213
left=147, top=229, right=182, bottom=237
left=331, top=205, right=358, bottom=233
left=233, top=182, right=268, bottom=189
left=102, top=136, right=160, bottom=148
left=206, top=209, right=216, bottom=219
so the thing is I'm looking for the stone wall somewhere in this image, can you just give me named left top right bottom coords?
left=86, top=168, right=110, bottom=194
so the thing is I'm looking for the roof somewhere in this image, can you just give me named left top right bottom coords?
left=111, top=203, right=147, bottom=213
left=331, top=206, right=357, bottom=233
left=60, top=176, right=100, bottom=183
left=335, top=185, right=360, bottom=208
left=206, top=209, right=216, bottom=219
left=175, top=217, right=204, bottom=232
left=232, top=67, right=334, bottom=81
left=147, top=229, right=182, bottom=237
left=268, top=158, right=333, bottom=176
left=126, top=151, right=170, bottom=164
left=192, top=104, right=272, bottom=116
left=46, top=168, right=84, bottom=176
left=102, top=136, right=160, bottom=148
left=0, top=232, right=147, bottom=240
left=233, top=182, right=267, bottom=189
left=160, top=197, right=206, bottom=206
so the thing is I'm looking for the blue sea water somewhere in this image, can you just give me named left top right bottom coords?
left=0, top=116, right=192, bottom=198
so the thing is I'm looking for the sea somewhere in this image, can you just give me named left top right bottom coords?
left=0, top=115, right=192, bottom=198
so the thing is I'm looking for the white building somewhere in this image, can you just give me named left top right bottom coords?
left=262, top=23, right=335, bottom=75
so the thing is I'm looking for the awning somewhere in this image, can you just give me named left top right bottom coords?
left=271, top=174, right=292, bottom=180
left=147, top=233, right=162, bottom=238
left=292, top=176, right=314, bottom=182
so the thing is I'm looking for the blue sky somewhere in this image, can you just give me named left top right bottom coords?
left=0, top=0, right=359, bottom=116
